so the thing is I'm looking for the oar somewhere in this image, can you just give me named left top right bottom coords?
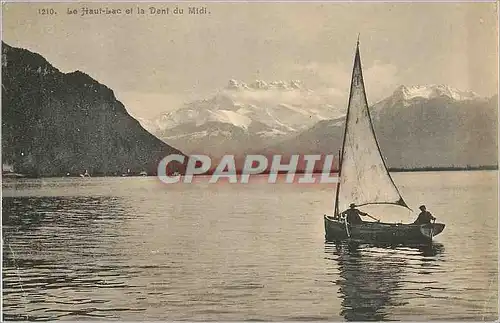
left=430, top=219, right=435, bottom=240
left=366, top=214, right=380, bottom=222
left=344, top=216, right=351, bottom=238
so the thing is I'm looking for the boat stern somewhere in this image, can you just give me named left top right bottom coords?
left=419, top=223, right=445, bottom=239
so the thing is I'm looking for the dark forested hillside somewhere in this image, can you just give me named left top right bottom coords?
left=1, top=42, right=183, bottom=177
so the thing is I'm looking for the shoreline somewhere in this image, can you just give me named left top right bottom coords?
left=1, top=166, right=498, bottom=180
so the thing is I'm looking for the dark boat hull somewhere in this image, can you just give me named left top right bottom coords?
left=324, top=215, right=445, bottom=245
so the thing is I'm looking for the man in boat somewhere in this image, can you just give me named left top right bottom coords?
left=413, top=205, right=436, bottom=224
left=342, top=203, right=370, bottom=224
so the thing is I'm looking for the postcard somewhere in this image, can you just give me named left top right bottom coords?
left=1, top=2, right=498, bottom=321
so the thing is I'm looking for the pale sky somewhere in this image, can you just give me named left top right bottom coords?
left=2, top=2, right=498, bottom=118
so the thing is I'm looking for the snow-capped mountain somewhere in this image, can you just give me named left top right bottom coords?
left=374, top=84, right=481, bottom=112
left=146, top=80, right=341, bottom=155
left=393, top=84, right=480, bottom=101
left=226, top=79, right=304, bottom=91
left=153, top=80, right=336, bottom=133
left=268, top=87, right=497, bottom=169
left=140, top=82, right=496, bottom=168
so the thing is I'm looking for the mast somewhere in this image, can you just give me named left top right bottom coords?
left=334, top=39, right=359, bottom=216
left=334, top=149, right=342, bottom=216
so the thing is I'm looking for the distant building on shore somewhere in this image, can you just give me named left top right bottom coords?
left=2, top=163, right=14, bottom=173
left=2, top=163, right=25, bottom=178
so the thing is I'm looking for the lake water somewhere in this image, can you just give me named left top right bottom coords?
left=2, top=171, right=498, bottom=321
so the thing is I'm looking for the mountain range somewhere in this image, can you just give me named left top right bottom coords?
left=144, top=82, right=498, bottom=169
left=269, top=86, right=498, bottom=169
left=144, top=80, right=340, bottom=156
left=1, top=42, right=183, bottom=177
left=2, top=42, right=496, bottom=175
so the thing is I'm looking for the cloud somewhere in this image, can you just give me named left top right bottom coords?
left=364, top=61, right=399, bottom=102
left=292, top=61, right=351, bottom=90
left=291, top=60, right=400, bottom=104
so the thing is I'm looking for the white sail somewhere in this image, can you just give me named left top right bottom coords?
left=335, top=43, right=409, bottom=214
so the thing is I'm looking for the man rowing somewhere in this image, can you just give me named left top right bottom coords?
left=413, top=205, right=436, bottom=224
left=342, top=203, right=371, bottom=224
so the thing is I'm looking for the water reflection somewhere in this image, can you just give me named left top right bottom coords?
left=3, top=173, right=495, bottom=320
left=2, top=196, right=138, bottom=321
left=325, top=242, right=444, bottom=321
left=3, top=196, right=126, bottom=231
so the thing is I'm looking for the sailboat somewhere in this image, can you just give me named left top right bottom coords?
left=324, top=39, right=445, bottom=245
